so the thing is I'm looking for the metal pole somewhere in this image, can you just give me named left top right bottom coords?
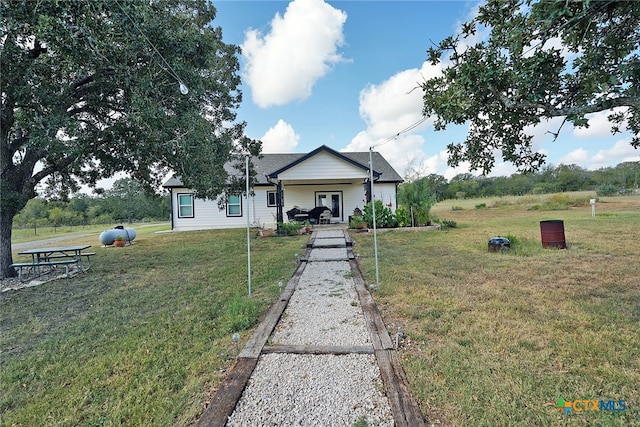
left=369, top=148, right=380, bottom=290
left=246, top=156, right=252, bottom=298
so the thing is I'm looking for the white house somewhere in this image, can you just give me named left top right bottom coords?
left=162, top=145, right=403, bottom=231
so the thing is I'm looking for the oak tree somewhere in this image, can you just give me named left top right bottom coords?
left=0, top=0, right=259, bottom=278
left=422, top=0, right=640, bottom=174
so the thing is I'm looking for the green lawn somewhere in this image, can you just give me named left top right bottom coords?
left=2, top=227, right=306, bottom=425
left=2, top=193, right=639, bottom=426
left=353, top=193, right=640, bottom=426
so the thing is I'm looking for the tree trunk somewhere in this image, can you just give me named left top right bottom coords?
left=0, top=206, right=17, bottom=279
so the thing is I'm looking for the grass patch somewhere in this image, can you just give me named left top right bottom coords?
left=10, top=222, right=171, bottom=245
left=351, top=193, right=640, bottom=426
left=2, top=228, right=305, bottom=425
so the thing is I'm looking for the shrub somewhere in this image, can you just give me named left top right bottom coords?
left=531, top=193, right=595, bottom=210
left=394, top=206, right=411, bottom=227
left=363, top=200, right=398, bottom=228
left=596, top=184, right=619, bottom=196
left=475, top=203, right=487, bottom=209
left=548, top=193, right=571, bottom=206
left=568, top=195, right=593, bottom=207
left=451, top=206, right=464, bottom=211
left=491, top=199, right=514, bottom=208
left=349, top=214, right=367, bottom=229
left=278, top=221, right=303, bottom=235
left=441, top=219, right=457, bottom=228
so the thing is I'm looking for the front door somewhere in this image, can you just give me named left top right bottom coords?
left=316, top=191, right=342, bottom=221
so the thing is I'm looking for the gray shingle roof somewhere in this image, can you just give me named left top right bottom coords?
left=163, top=145, right=403, bottom=187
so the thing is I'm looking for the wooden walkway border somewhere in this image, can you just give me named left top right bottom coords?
left=348, top=249, right=426, bottom=427
left=196, top=230, right=426, bottom=427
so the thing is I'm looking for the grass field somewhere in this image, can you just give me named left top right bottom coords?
left=2, top=193, right=638, bottom=426
left=2, top=226, right=307, bottom=425
left=354, top=193, right=639, bottom=426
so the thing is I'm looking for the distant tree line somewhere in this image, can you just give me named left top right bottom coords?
left=402, top=162, right=639, bottom=203
left=395, top=162, right=638, bottom=227
left=13, top=178, right=169, bottom=231
left=14, top=162, right=639, bottom=232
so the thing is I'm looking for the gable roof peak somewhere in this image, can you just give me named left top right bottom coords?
left=266, top=145, right=378, bottom=180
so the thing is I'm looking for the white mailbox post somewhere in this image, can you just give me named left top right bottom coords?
left=590, top=198, right=596, bottom=217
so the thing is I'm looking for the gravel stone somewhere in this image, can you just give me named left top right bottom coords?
left=227, top=230, right=395, bottom=426
left=312, top=237, right=346, bottom=247
left=314, top=230, right=345, bottom=239
left=227, top=354, right=393, bottom=427
left=307, top=248, right=348, bottom=261
left=271, top=261, right=370, bottom=346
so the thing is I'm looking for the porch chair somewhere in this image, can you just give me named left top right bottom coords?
left=319, top=210, right=331, bottom=224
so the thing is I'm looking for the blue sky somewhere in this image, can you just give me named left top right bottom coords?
left=212, top=0, right=639, bottom=180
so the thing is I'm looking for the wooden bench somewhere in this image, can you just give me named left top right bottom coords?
left=9, top=259, right=79, bottom=281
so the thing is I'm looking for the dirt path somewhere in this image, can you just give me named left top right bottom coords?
left=10, top=233, right=96, bottom=251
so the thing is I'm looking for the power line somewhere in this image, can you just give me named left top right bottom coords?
left=371, top=116, right=429, bottom=149
left=372, top=2, right=615, bottom=151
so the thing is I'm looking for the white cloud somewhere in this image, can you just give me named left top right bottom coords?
left=591, top=139, right=640, bottom=168
left=487, top=162, right=518, bottom=178
left=442, top=161, right=474, bottom=181
left=260, top=119, right=300, bottom=153
left=558, top=139, right=639, bottom=170
left=241, top=0, right=347, bottom=108
left=573, top=107, right=628, bottom=139
left=417, top=150, right=466, bottom=181
left=343, top=61, right=442, bottom=176
left=523, top=116, right=566, bottom=152
left=358, top=68, right=429, bottom=133
left=558, top=148, right=590, bottom=165
left=377, top=134, right=427, bottom=177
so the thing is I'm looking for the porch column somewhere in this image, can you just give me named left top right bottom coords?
left=364, top=179, right=372, bottom=203
left=276, top=181, right=284, bottom=228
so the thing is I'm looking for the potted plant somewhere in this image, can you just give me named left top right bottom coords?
left=304, top=220, right=312, bottom=234
left=113, top=236, right=126, bottom=247
left=349, top=214, right=367, bottom=230
left=258, top=229, right=274, bottom=237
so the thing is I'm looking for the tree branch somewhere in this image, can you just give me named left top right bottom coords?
left=494, top=89, right=638, bottom=118
left=30, top=150, right=80, bottom=186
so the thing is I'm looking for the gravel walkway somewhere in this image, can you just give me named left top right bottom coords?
left=226, top=230, right=395, bottom=426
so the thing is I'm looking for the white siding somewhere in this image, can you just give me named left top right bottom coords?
left=170, top=181, right=397, bottom=231
left=170, top=187, right=252, bottom=231
left=279, top=151, right=368, bottom=181
left=251, top=186, right=278, bottom=228
left=372, top=183, right=399, bottom=211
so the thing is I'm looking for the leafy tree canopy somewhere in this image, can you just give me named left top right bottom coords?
left=422, top=0, right=640, bottom=174
left=0, top=0, right=259, bottom=277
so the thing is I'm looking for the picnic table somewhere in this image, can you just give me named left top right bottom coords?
left=11, top=245, right=94, bottom=281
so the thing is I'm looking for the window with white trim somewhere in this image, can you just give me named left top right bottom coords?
left=226, top=195, right=242, bottom=217
left=177, top=193, right=194, bottom=218
left=267, top=191, right=277, bottom=207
